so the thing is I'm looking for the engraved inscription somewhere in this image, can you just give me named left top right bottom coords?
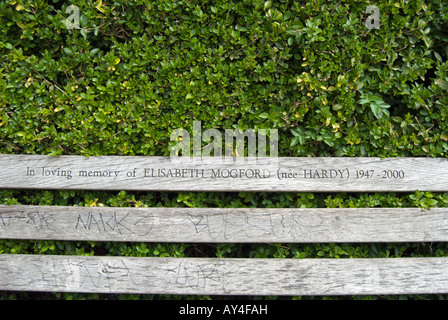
left=23, top=162, right=407, bottom=182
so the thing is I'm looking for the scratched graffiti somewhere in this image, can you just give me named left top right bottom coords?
left=64, top=259, right=140, bottom=290
left=187, top=210, right=330, bottom=240
left=27, top=258, right=146, bottom=292
left=74, top=211, right=154, bottom=236
left=0, top=210, right=55, bottom=230
left=0, top=207, right=339, bottom=242
left=14, top=257, right=244, bottom=294
left=162, top=260, right=227, bottom=291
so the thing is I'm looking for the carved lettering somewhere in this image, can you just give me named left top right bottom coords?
left=22, top=162, right=407, bottom=186
left=187, top=211, right=327, bottom=241
left=75, top=211, right=153, bottom=236
left=78, top=170, right=120, bottom=179
left=0, top=210, right=54, bottom=230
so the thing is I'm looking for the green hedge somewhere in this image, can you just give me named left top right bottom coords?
left=1, top=0, right=448, bottom=300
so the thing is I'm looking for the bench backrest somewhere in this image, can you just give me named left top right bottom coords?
left=1, top=155, right=448, bottom=296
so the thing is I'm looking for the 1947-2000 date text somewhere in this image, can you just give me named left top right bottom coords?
left=354, top=169, right=405, bottom=179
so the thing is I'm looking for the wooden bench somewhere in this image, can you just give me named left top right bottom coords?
left=1, top=154, right=448, bottom=296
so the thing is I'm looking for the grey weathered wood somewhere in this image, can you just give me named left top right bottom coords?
left=1, top=154, right=448, bottom=192
left=1, top=205, right=448, bottom=243
left=1, top=254, right=447, bottom=295
left=2, top=154, right=448, bottom=296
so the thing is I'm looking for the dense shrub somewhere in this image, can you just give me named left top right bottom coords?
left=1, top=0, right=448, bottom=300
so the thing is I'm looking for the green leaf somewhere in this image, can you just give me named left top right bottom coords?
left=290, top=136, right=299, bottom=147
left=89, top=48, right=100, bottom=56
left=63, top=47, right=73, bottom=55
left=435, top=78, right=448, bottom=91
left=332, top=104, right=343, bottom=110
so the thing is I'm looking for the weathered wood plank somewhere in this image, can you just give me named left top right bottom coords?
left=1, top=154, right=447, bottom=192
left=1, top=205, right=448, bottom=243
left=1, top=254, right=447, bottom=295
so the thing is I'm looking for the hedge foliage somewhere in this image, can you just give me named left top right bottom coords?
left=1, top=0, right=448, bottom=300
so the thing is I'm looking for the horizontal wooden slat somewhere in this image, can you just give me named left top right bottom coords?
left=1, top=154, right=447, bottom=192
left=1, top=205, right=448, bottom=243
left=1, top=254, right=447, bottom=295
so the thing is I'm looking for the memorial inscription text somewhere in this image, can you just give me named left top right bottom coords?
left=24, top=166, right=405, bottom=181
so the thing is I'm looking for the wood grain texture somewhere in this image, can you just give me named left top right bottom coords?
left=1, top=254, right=447, bottom=295
left=1, top=205, right=448, bottom=243
left=1, top=154, right=448, bottom=192
left=2, top=155, right=448, bottom=296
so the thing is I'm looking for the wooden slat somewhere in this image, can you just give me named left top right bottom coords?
left=1, top=254, right=447, bottom=295
left=1, top=154, right=448, bottom=192
left=1, top=205, right=448, bottom=243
